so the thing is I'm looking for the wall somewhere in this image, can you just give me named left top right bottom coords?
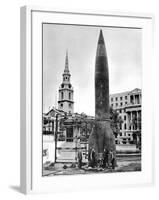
left=0, top=0, right=158, bottom=199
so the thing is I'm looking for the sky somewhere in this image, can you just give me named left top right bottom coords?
left=43, top=24, right=142, bottom=116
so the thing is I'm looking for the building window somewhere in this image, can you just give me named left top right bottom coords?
left=130, top=95, right=134, bottom=104
left=120, top=102, right=123, bottom=106
left=61, top=92, right=64, bottom=99
left=69, top=103, right=72, bottom=108
left=116, top=97, right=118, bottom=101
left=120, top=97, right=122, bottom=100
left=61, top=84, right=64, bottom=88
left=111, top=97, right=113, bottom=102
left=124, top=124, right=127, bottom=130
left=125, top=96, right=127, bottom=100
left=61, top=103, right=63, bottom=107
left=111, top=104, right=113, bottom=107
left=125, top=101, right=127, bottom=105
left=116, top=103, right=118, bottom=107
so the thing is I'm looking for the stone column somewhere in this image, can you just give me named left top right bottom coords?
left=126, top=138, right=129, bottom=144
left=137, top=111, right=139, bottom=130
left=131, top=112, right=133, bottom=130
left=54, top=119, right=56, bottom=133
left=134, top=95, right=136, bottom=104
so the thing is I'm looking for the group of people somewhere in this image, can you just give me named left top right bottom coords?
left=77, top=147, right=116, bottom=170
left=89, top=148, right=115, bottom=169
left=102, top=148, right=116, bottom=169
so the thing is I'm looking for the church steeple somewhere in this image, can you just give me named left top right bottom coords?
left=62, top=51, right=71, bottom=83
left=58, top=51, right=74, bottom=113
left=64, top=51, right=69, bottom=74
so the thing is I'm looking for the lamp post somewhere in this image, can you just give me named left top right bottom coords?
left=54, top=114, right=58, bottom=163
left=75, top=118, right=78, bottom=163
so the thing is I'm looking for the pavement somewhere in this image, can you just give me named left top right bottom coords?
left=43, top=156, right=141, bottom=176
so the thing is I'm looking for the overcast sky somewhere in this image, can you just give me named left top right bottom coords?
left=43, top=24, right=142, bottom=116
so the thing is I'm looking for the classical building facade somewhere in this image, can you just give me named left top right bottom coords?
left=58, top=52, right=74, bottom=113
left=43, top=107, right=93, bottom=163
left=110, top=88, right=142, bottom=145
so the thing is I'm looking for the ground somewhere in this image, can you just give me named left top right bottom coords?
left=43, top=155, right=141, bottom=176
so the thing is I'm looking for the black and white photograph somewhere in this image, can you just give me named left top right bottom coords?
left=42, top=23, right=142, bottom=176
left=0, top=0, right=156, bottom=198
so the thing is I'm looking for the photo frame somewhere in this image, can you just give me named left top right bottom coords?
left=20, top=6, right=154, bottom=194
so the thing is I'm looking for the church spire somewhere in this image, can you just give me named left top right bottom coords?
left=58, top=51, right=74, bottom=113
left=63, top=51, right=70, bottom=74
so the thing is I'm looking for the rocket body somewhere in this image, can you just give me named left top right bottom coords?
left=89, top=30, right=116, bottom=158
left=95, top=30, right=110, bottom=120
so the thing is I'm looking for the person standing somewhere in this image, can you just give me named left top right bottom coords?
left=103, top=149, right=109, bottom=168
left=91, top=148, right=96, bottom=168
left=110, top=150, right=115, bottom=170
left=108, top=150, right=111, bottom=168
left=88, top=147, right=92, bottom=167
left=77, top=149, right=83, bottom=169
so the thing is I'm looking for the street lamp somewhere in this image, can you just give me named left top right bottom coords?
left=54, top=114, right=58, bottom=163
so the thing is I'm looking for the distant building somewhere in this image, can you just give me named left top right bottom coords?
left=43, top=107, right=94, bottom=142
left=110, top=88, right=142, bottom=145
left=42, top=107, right=65, bottom=164
left=43, top=107, right=66, bottom=136
left=43, top=107, right=93, bottom=163
left=58, top=52, right=74, bottom=113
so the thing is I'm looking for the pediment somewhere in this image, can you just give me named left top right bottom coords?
left=130, top=88, right=141, bottom=94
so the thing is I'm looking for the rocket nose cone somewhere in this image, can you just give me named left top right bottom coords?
left=98, top=30, right=105, bottom=44
left=96, top=30, right=107, bottom=57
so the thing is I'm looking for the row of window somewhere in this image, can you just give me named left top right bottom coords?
left=118, top=113, right=127, bottom=121
left=111, top=101, right=127, bottom=107
left=119, top=123, right=127, bottom=130
left=61, top=83, right=72, bottom=88
left=119, top=132, right=131, bottom=137
left=60, top=103, right=72, bottom=108
left=111, top=95, right=127, bottom=102
left=61, top=92, right=72, bottom=100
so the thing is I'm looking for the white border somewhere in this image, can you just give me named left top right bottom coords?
left=20, top=6, right=154, bottom=194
